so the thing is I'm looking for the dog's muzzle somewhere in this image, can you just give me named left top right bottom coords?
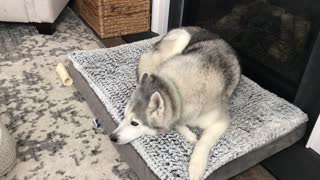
left=109, top=133, right=118, bottom=143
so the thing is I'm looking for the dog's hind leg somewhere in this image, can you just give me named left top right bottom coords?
left=157, top=28, right=191, bottom=59
left=188, top=111, right=230, bottom=180
left=175, top=125, right=198, bottom=145
left=138, top=50, right=162, bottom=81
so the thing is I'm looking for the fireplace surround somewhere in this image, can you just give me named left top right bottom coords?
left=168, top=0, right=320, bottom=179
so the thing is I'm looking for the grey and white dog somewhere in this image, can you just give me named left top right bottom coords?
left=109, top=27, right=241, bottom=180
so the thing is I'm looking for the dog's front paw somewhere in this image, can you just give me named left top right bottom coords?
left=176, top=126, right=198, bottom=145
left=188, top=159, right=205, bottom=180
left=187, top=134, right=198, bottom=145
left=182, top=130, right=198, bottom=145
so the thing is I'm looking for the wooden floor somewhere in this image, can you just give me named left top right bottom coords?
left=101, top=37, right=126, bottom=48
left=230, top=165, right=276, bottom=180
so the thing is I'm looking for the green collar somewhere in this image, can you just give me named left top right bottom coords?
left=167, top=77, right=183, bottom=117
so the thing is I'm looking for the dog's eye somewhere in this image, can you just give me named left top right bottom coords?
left=131, top=121, right=139, bottom=126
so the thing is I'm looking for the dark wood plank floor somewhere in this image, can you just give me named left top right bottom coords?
left=230, top=165, right=276, bottom=180
left=100, top=37, right=126, bottom=48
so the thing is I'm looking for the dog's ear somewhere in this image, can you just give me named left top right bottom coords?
left=148, top=91, right=165, bottom=115
left=140, top=73, right=149, bottom=84
left=148, top=91, right=166, bottom=128
left=149, top=74, right=156, bottom=83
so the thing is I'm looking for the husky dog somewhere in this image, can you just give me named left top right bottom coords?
left=109, top=27, right=241, bottom=180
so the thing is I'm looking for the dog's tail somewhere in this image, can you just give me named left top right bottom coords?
left=137, top=28, right=191, bottom=82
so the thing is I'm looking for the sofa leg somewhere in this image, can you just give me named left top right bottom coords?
left=34, top=22, right=56, bottom=35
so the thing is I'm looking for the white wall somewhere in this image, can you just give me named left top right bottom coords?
left=151, top=0, right=170, bottom=35
left=306, top=114, right=320, bottom=155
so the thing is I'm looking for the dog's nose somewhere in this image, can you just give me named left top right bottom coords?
left=109, top=133, right=118, bottom=143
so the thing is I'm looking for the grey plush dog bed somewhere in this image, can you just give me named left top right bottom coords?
left=68, top=38, right=307, bottom=180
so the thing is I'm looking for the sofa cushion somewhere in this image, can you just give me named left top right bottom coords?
left=0, top=0, right=69, bottom=23
left=0, top=0, right=29, bottom=22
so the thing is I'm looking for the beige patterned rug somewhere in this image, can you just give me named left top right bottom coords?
left=0, top=8, right=138, bottom=180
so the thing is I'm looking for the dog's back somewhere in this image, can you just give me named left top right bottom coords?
left=138, top=27, right=241, bottom=123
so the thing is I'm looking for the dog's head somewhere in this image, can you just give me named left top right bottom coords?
left=109, top=74, right=172, bottom=144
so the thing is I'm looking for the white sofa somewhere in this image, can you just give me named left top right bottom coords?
left=0, top=0, right=70, bottom=34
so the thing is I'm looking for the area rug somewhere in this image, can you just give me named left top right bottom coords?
left=0, top=8, right=138, bottom=180
left=68, top=37, right=307, bottom=179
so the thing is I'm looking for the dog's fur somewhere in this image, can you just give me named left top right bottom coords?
left=110, top=27, right=241, bottom=180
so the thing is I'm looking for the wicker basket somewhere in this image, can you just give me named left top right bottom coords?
left=79, top=0, right=150, bottom=38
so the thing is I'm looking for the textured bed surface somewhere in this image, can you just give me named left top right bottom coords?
left=68, top=38, right=308, bottom=180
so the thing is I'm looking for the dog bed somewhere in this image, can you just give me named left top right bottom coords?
left=68, top=38, right=307, bottom=180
